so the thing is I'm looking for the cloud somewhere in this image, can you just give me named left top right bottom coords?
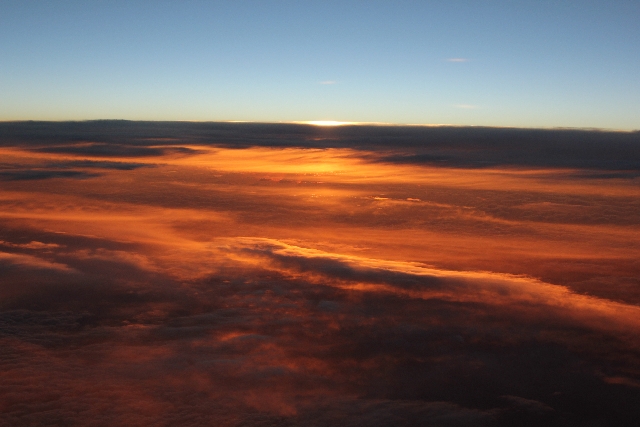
left=1, top=121, right=640, bottom=425
left=500, top=395, right=554, bottom=414
left=2, top=121, right=639, bottom=172
left=52, top=160, right=153, bottom=170
left=33, top=144, right=199, bottom=158
left=219, top=238, right=640, bottom=334
left=0, top=169, right=99, bottom=181
left=447, top=58, right=470, bottom=62
left=291, top=398, right=494, bottom=426
left=454, top=104, right=478, bottom=109
left=0, top=240, right=61, bottom=250
left=0, top=158, right=151, bottom=182
left=319, top=80, right=337, bottom=85
left=358, top=127, right=640, bottom=171
left=1, top=230, right=639, bottom=425
left=0, top=251, right=76, bottom=272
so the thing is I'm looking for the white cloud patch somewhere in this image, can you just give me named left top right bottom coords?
left=447, top=58, right=470, bottom=62
left=319, top=80, right=337, bottom=85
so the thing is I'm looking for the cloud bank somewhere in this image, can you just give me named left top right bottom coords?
left=0, top=122, right=639, bottom=425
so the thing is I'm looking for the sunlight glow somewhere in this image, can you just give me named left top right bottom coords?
left=302, top=121, right=358, bottom=127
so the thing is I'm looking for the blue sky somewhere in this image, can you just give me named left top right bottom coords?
left=1, top=0, right=638, bottom=129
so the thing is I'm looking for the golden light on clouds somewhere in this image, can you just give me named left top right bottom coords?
left=1, top=122, right=639, bottom=425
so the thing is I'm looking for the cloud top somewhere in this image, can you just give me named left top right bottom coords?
left=0, top=121, right=639, bottom=425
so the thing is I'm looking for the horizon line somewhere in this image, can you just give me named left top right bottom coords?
left=0, top=119, right=636, bottom=133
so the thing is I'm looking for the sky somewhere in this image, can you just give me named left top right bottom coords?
left=1, top=0, right=639, bottom=129
left=1, top=122, right=639, bottom=425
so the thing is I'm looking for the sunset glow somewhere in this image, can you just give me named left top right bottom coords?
left=2, top=0, right=639, bottom=424
left=1, top=122, right=638, bottom=425
left=300, top=120, right=359, bottom=126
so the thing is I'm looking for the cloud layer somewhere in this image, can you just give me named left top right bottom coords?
left=0, top=122, right=639, bottom=426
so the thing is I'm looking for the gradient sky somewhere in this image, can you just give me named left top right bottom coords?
left=1, top=0, right=639, bottom=128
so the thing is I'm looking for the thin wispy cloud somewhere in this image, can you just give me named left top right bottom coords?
left=447, top=58, right=470, bottom=62
left=319, top=80, right=337, bottom=85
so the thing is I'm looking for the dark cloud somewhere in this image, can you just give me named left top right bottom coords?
left=500, top=395, right=555, bottom=415
left=0, top=169, right=99, bottom=180
left=50, top=159, right=153, bottom=170
left=289, top=398, right=495, bottom=427
left=0, top=159, right=151, bottom=181
left=34, top=143, right=198, bottom=157
left=1, top=121, right=638, bottom=170
left=565, top=170, right=640, bottom=179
